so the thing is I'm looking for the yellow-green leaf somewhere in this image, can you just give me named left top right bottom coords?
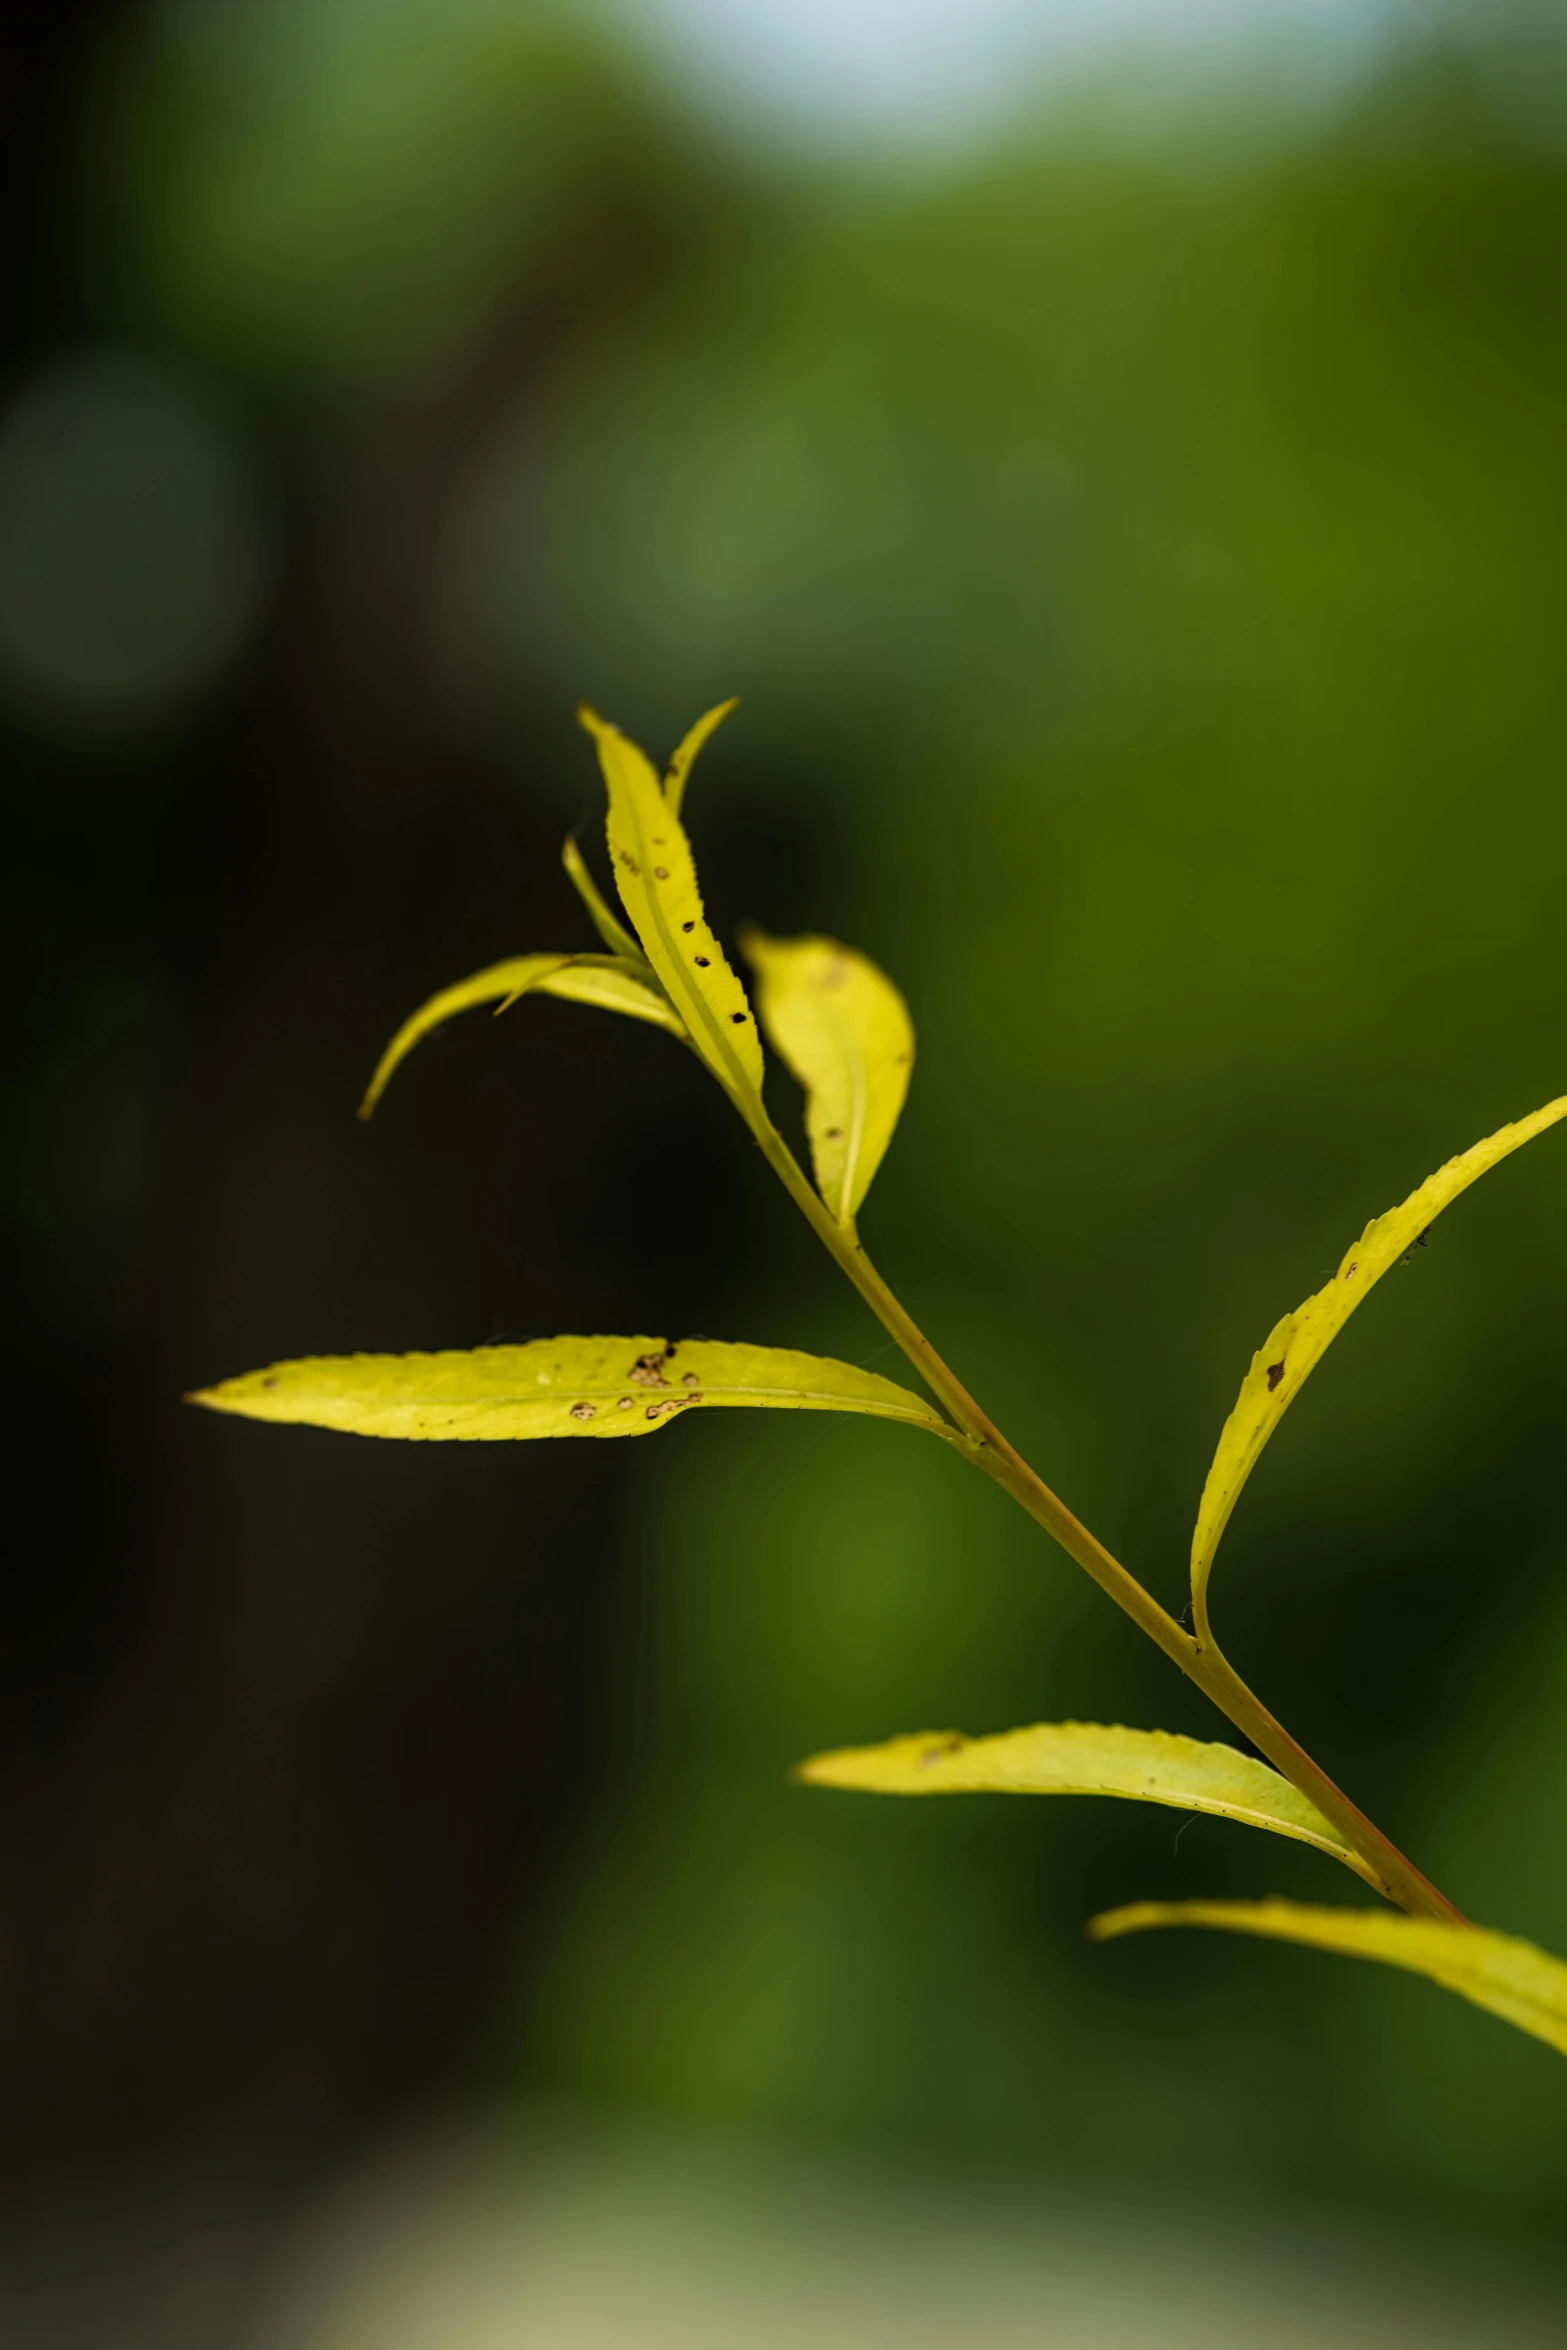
left=1192, top=1095, right=1567, bottom=1616
left=664, top=696, right=738, bottom=818
left=189, top=1336, right=960, bottom=1445
left=358, top=953, right=683, bottom=1120
left=562, top=835, right=647, bottom=965
left=580, top=706, right=766, bottom=1113
left=798, top=1721, right=1382, bottom=1889
left=1088, top=1898, right=1567, bottom=2060
left=741, top=930, right=914, bottom=1225
left=503, top=960, right=680, bottom=1030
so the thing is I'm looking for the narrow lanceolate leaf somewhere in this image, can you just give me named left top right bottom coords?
left=741, top=930, right=914, bottom=1226
left=580, top=707, right=766, bottom=1114
left=798, top=1721, right=1382, bottom=1889
left=359, top=953, right=683, bottom=1120
left=1192, top=1095, right=1567, bottom=1616
left=562, top=835, right=647, bottom=966
left=1088, top=1899, right=1567, bottom=2061
left=664, top=697, right=738, bottom=818
left=508, top=961, right=681, bottom=1031
left=189, top=1336, right=960, bottom=1445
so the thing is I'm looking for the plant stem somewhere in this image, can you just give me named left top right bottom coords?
left=752, top=1112, right=1464, bottom=1926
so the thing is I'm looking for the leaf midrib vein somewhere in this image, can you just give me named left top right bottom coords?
left=626, top=776, right=757, bottom=1109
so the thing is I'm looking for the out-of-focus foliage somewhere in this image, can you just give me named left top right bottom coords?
left=112, top=0, right=717, bottom=391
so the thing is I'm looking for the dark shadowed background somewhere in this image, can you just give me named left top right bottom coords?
left=4, top=0, right=1567, bottom=2339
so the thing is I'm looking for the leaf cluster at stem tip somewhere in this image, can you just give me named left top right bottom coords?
left=191, top=700, right=1567, bottom=2063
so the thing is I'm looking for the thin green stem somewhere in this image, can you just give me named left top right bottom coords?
left=751, top=1109, right=1464, bottom=1926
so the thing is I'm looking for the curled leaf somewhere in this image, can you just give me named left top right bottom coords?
left=742, top=930, right=914, bottom=1226
left=664, top=697, right=738, bottom=818
left=799, top=1720, right=1382, bottom=1888
left=1192, top=1095, right=1567, bottom=1617
left=189, top=1336, right=960, bottom=1445
left=1088, top=1898, right=1567, bottom=2061
left=359, top=953, right=682, bottom=1120
left=580, top=706, right=766, bottom=1116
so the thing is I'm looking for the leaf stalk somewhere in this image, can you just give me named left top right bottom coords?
left=748, top=1105, right=1463, bottom=1925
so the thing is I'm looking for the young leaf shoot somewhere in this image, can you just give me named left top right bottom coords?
left=581, top=706, right=766, bottom=1121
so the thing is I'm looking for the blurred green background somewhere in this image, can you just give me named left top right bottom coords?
left=6, top=0, right=1567, bottom=2298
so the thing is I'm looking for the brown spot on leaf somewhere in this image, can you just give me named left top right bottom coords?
left=617, top=849, right=639, bottom=874
left=918, top=1736, right=964, bottom=1767
left=1266, top=1361, right=1286, bottom=1392
left=694, top=955, right=710, bottom=967
left=730, top=1012, right=747, bottom=1024
left=617, top=1396, right=634, bottom=1410
left=630, top=1352, right=671, bottom=1388
left=654, top=866, right=669, bottom=880
left=569, top=1401, right=596, bottom=1422
left=824, top=1126, right=843, bottom=1140
left=262, top=1376, right=278, bottom=1389
left=683, top=1371, right=700, bottom=1387
left=682, top=920, right=695, bottom=933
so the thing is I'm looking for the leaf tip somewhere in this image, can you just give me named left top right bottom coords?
left=1085, top=1902, right=1164, bottom=1943
left=665, top=697, right=742, bottom=813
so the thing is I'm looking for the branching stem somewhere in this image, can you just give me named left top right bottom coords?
left=750, top=1109, right=1464, bottom=1927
